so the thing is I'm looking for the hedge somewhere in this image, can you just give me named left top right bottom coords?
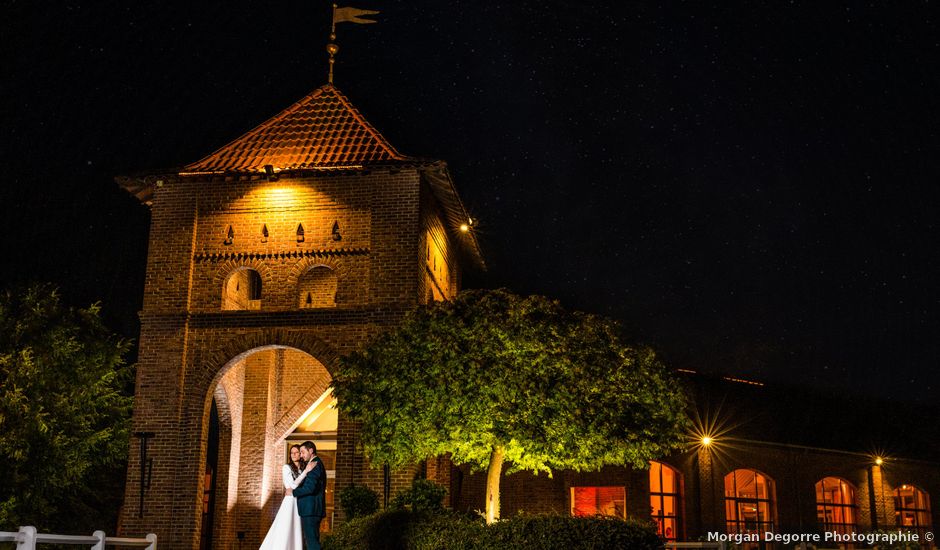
left=323, top=510, right=663, bottom=550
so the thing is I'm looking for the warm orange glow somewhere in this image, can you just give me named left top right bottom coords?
left=571, top=486, right=626, bottom=519
left=721, top=375, right=764, bottom=386
left=292, top=388, right=338, bottom=434
left=724, top=469, right=776, bottom=534
left=815, top=477, right=858, bottom=536
left=650, top=461, right=682, bottom=541
left=263, top=184, right=302, bottom=207
left=688, top=403, right=741, bottom=455
left=459, top=223, right=469, bottom=233
left=875, top=457, right=884, bottom=465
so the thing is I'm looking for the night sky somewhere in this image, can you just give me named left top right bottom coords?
left=2, top=2, right=938, bottom=404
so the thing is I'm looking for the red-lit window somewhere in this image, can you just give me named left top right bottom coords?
left=650, top=461, right=683, bottom=541
left=894, top=484, right=932, bottom=541
left=724, top=469, right=776, bottom=539
left=570, top=486, right=626, bottom=519
left=816, top=477, right=857, bottom=536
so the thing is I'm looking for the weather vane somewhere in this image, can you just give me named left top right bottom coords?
left=327, top=3, right=380, bottom=84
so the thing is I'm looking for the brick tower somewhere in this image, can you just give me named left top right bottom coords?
left=118, top=84, right=483, bottom=549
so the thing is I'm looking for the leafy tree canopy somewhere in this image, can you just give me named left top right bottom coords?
left=0, top=284, right=133, bottom=531
left=333, top=289, right=689, bottom=520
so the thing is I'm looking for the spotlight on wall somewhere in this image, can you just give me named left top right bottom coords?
left=459, top=218, right=474, bottom=233
left=264, top=164, right=279, bottom=181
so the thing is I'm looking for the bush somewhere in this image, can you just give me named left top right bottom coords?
left=338, top=484, right=380, bottom=520
left=490, top=514, right=663, bottom=550
left=324, top=509, right=416, bottom=550
left=323, top=510, right=662, bottom=550
left=390, top=479, right=447, bottom=513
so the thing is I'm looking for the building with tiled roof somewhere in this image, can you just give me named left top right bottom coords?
left=119, top=84, right=482, bottom=268
left=116, top=80, right=484, bottom=549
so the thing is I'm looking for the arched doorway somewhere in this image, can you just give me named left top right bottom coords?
left=200, top=345, right=335, bottom=549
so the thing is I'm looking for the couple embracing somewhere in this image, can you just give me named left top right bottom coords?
left=259, top=441, right=327, bottom=550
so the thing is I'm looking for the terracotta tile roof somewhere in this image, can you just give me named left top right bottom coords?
left=182, top=84, right=412, bottom=173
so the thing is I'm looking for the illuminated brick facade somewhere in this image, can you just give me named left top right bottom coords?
left=451, top=380, right=940, bottom=547
left=118, top=85, right=480, bottom=549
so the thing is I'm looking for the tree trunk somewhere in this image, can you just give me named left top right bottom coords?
left=485, top=445, right=505, bottom=525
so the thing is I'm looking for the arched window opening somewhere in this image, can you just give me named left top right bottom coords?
left=650, top=461, right=683, bottom=541
left=816, top=477, right=858, bottom=536
left=222, top=269, right=262, bottom=310
left=724, top=469, right=776, bottom=543
left=297, top=266, right=337, bottom=308
left=894, top=484, right=932, bottom=541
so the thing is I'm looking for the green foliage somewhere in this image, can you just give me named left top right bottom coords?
left=0, top=284, right=133, bottom=531
left=332, top=289, right=690, bottom=476
left=487, top=515, right=662, bottom=549
left=323, top=510, right=663, bottom=550
left=390, top=479, right=447, bottom=513
left=338, top=484, right=380, bottom=520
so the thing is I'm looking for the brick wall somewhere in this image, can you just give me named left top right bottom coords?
left=452, top=443, right=939, bottom=545
left=418, top=180, right=460, bottom=303
left=120, top=168, right=457, bottom=549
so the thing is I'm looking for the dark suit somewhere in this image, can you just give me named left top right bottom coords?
left=293, top=457, right=326, bottom=550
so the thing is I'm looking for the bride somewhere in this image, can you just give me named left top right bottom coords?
left=259, top=444, right=316, bottom=550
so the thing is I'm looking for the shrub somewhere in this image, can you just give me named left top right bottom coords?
left=324, top=509, right=415, bottom=550
left=390, top=479, right=447, bottom=513
left=323, top=509, right=662, bottom=550
left=490, top=514, right=662, bottom=550
left=338, top=484, right=380, bottom=520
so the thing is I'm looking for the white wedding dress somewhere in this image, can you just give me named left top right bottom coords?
left=258, top=464, right=309, bottom=550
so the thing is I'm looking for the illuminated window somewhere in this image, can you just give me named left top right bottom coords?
left=650, top=461, right=683, bottom=541
left=297, top=266, right=337, bottom=308
left=570, top=486, right=626, bottom=519
left=724, top=470, right=776, bottom=538
left=222, top=268, right=262, bottom=310
left=894, top=484, right=932, bottom=541
left=816, top=477, right=857, bottom=536
left=425, top=230, right=448, bottom=302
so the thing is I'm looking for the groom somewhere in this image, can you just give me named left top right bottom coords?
left=294, top=441, right=326, bottom=550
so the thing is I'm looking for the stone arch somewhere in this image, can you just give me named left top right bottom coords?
left=204, top=330, right=339, bottom=388
left=188, top=330, right=340, bottom=549
left=289, top=256, right=349, bottom=309
left=214, top=259, right=275, bottom=310
left=287, top=255, right=350, bottom=281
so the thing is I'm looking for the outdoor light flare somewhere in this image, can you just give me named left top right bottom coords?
left=875, top=457, right=884, bottom=465
left=459, top=223, right=470, bottom=232
left=701, top=436, right=713, bottom=446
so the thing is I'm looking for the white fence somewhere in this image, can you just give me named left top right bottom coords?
left=0, top=526, right=156, bottom=549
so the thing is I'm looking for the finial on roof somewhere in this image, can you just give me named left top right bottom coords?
left=327, top=4, right=380, bottom=85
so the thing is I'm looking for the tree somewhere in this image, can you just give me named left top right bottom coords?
left=0, top=284, right=133, bottom=531
left=332, top=289, right=689, bottom=523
